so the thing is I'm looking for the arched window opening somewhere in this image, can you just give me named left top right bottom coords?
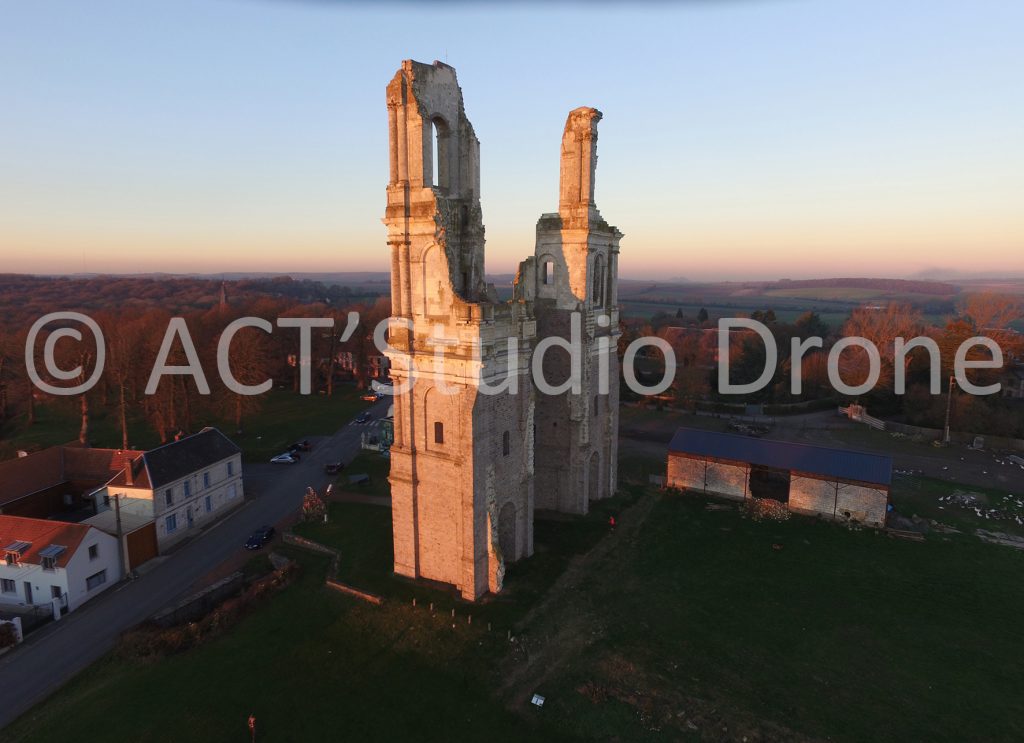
left=429, top=116, right=450, bottom=191
left=543, top=261, right=553, bottom=285
left=593, top=255, right=605, bottom=305
left=431, top=120, right=440, bottom=188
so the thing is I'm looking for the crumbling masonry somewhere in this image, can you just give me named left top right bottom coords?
left=383, top=60, right=622, bottom=600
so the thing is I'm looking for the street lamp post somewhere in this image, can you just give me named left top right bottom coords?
left=943, top=374, right=955, bottom=444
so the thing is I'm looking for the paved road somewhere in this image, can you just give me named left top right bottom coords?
left=0, top=398, right=391, bottom=732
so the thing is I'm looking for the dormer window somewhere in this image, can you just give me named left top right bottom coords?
left=39, top=544, right=66, bottom=572
left=4, top=541, right=30, bottom=566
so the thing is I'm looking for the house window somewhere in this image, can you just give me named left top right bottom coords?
left=1, top=579, right=15, bottom=594
left=4, top=553, right=17, bottom=566
left=227, top=461, right=234, bottom=477
left=166, top=514, right=178, bottom=534
left=434, top=421, right=444, bottom=444
left=183, top=481, right=192, bottom=498
left=543, top=261, right=553, bottom=285
left=165, top=489, right=173, bottom=506
left=88, top=544, right=98, bottom=560
left=85, top=570, right=107, bottom=591
left=203, top=472, right=211, bottom=488
left=205, top=495, right=212, bottom=513
left=51, top=586, right=62, bottom=599
left=42, top=556, right=56, bottom=571
left=502, top=431, right=510, bottom=456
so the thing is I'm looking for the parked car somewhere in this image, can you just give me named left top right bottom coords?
left=354, top=412, right=372, bottom=424
left=270, top=453, right=300, bottom=464
left=324, top=461, right=345, bottom=475
left=289, top=440, right=312, bottom=452
left=245, top=526, right=276, bottom=550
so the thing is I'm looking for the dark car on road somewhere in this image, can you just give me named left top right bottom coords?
left=324, top=461, right=345, bottom=475
left=245, top=526, right=276, bottom=550
left=289, top=440, right=312, bottom=453
left=355, top=412, right=372, bottom=424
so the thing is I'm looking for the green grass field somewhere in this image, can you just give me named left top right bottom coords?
left=0, top=388, right=366, bottom=463
left=8, top=486, right=1024, bottom=741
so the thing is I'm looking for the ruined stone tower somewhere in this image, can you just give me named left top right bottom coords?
left=528, top=107, right=623, bottom=514
left=383, top=60, right=620, bottom=600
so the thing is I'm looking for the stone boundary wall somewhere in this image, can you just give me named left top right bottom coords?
left=152, top=572, right=244, bottom=628
left=283, top=531, right=383, bottom=605
left=325, top=580, right=383, bottom=605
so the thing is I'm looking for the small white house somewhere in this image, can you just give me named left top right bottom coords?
left=93, top=428, right=244, bottom=551
left=0, top=516, right=121, bottom=614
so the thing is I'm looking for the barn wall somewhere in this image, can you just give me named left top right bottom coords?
left=667, top=453, right=748, bottom=500
left=705, top=460, right=748, bottom=500
left=790, top=474, right=888, bottom=527
left=789, top=476, right=837, bottom=518
left=666, top=454, right=705, bottom=491
left=836, top=485, right=888, bottom=527
left=669, top=453, right=889, bottom=529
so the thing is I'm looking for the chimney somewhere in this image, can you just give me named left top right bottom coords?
left=124, top=457, right=135, bottom=487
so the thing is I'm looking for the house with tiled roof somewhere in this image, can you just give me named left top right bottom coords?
left=0, top=515, right=121, bottom=614
left=90, top=428, right=244, bottom=551
left=0, top=445, right=144, bottom=520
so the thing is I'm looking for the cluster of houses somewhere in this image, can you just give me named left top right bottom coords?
left=0, top=428, right=243, bottom=622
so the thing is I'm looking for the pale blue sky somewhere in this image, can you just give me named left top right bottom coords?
left=2, top=0, right=1022, bottom=278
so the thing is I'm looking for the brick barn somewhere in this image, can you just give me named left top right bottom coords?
left=666, top=428, right=892, bottom=527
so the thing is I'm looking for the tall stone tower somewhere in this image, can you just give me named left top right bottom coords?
left=383, top=61, right=537, bottom=600
left=528, top=107, right=623, bottom=514
left=382, top=60, right=621, bottom=600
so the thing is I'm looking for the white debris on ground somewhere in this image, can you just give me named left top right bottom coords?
left=937, top=490, right=1024, bottom=525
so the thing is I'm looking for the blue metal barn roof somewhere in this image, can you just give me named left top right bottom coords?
left=668, top=427, right=893, bottom=487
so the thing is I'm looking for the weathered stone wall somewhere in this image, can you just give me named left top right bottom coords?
left=789, top=476, right=838, bottom=518
left=667, top=454, right=748, bottom=500
left=704, top=460, right=749, bottom=500
left=666, top=453, right=705, bottom=491
left=835, top=485, right=888, bottom=527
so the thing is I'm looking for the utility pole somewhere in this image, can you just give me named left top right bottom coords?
left=943, top=374, right=955, bottom=444
left=112, top=493, right=129, bottom=578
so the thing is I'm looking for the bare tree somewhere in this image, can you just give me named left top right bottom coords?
left=838, top=303, right=925, bottom=390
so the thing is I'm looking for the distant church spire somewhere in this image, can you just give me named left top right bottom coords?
left=219, top=280, right=229, bottom=311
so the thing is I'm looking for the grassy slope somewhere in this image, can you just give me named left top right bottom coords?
left=536, top=493, right=1024, bottom=741
left=4, top=550, right=543, bottom=743
left=7, top=491, right=1024, bottom=741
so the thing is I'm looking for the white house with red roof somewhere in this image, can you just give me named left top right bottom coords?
left=0, top=516, right=121, bottom=614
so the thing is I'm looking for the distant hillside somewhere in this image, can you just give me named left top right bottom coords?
left=767, top=277, right=958, bottom=296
